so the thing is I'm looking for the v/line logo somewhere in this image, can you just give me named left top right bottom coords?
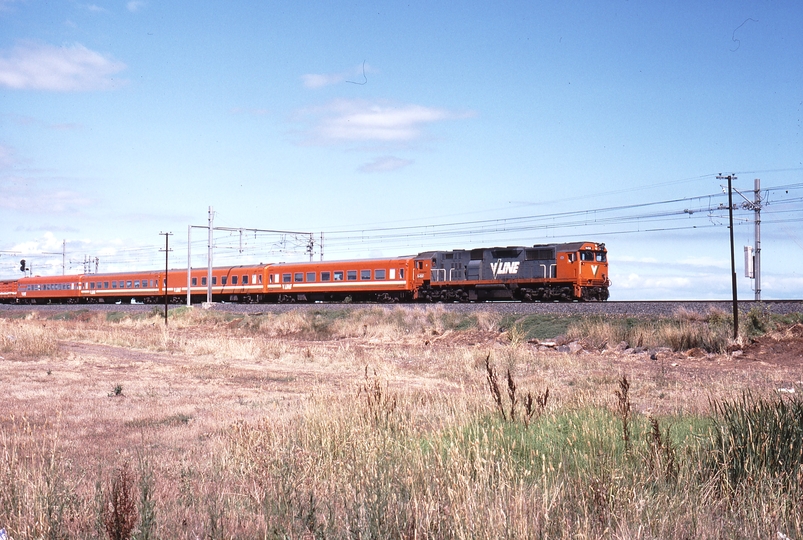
left=490, top=260, right=520, bottom=278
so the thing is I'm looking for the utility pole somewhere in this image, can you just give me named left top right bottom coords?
left=717, top=173, right=739, bottom=339
left=753, top=178, right=761, bottom=301
left=160, top=232, right=173, bottom=326
left=187, top=225, right=192, bottom=307
left=62, top=240, right=66, bottom=276
left=208, top=206, right=214, bottom=305
left=736, top=179, right=763, bottom=301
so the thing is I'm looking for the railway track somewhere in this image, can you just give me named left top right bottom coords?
left=1, top=300, right=802, bottom=317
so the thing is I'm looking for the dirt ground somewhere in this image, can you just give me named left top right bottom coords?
left=740, top=322, right=803, bottom=368
left=1, top=321, right=802, bottom=472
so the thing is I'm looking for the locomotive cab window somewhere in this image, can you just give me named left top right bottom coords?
left=595, top=252, right=606, bottom=262
left=580, top=251, right=594, bottom=262
left=567, top=253, right=576, bottom=262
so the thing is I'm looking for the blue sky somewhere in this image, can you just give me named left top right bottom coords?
left=1, top=0, right=801, bottom=300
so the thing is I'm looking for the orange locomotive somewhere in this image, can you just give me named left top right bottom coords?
left=2, top=241, right=609, bottom=304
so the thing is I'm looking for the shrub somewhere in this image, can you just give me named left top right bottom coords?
left=710, top=392, right=803, bottom=490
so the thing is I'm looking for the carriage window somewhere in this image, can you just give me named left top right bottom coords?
left=134, top=281, right=140, bottom=288
left=375, top=269, right=386, bottom=280
left=333, top=271, right=343, bottom=281
left=212, top=277, right=217, bottom=285
left=104, top=282, right=109, bottom=289
left=321, top=271, right=331, bottom=282
left=360, top=269, right=371, bottom=280
left=221, top=276, right=227, bottom=285
left=283, top=273, right=291, bottom=283
left=90, top=282, right=95, bottom=289
left=257, top=274, right=262, bottom=284
left=192, top=277, right=197, bottom=286
left=201, top=277, right=207, bottom=286
left=347, top=270, right=357, bottom=281
left=231, top=276, right=238, bottom=285
left=242, top=275, right=248, bottom=284
left=306, top=272, right=316, bottom=282
left=399, top=269, right=404, bottom=279
left=126, top=281, right=133, bottom=288
left=294, top=272, right=304, bottom=282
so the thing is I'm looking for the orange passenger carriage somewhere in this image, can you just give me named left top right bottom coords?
left=0, top=279, right=19, bottom=302
left=176, top=264, right=267, bottom=304
left=263, top=256, right=418, bottom=303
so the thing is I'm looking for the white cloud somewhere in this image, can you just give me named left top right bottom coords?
left=302, top=63, right=373, bottom=89
left=0, top=176, right=92, bottom=213
left=229, top=107, right=270, bottom=116
left=0, top=41, right=127, bottom=91
left=127, top=1, right=145, bottom=12
left=11, top=231, right=65, bottom=254
left=0, top=0, right=22, bottom=12
left=677, top=255, right=729, bottom=269
left=358, top=156, right=413, bottom=173
left=301, top=99, right=472, bottom=144
left=0, top=145, right=14, bottom=168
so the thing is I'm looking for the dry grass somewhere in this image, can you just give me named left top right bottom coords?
left=0, top=306, right=800, bottom=538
